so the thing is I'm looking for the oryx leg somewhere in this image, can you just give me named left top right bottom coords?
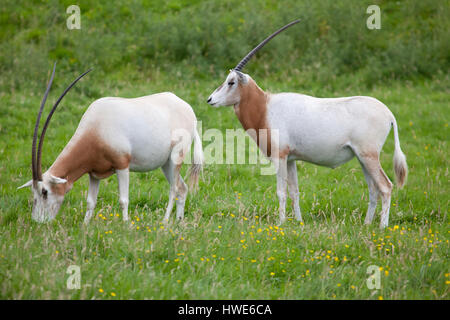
left=361, top=166, right=379, bottom=225
left=84, top=174, right=100, bottom=224
left=287, top=160, right=303, bottom=222
left=161, top=159, right=187, bottom=222
left=175, top=176, right=188, bottom=220
left=358, top=153, right=392, bottom=228
left=116, top=168, right=130, bottom=221
left=274, top=157, right=288, bottom=225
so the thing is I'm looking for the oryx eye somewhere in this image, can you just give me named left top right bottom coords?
left=228, top=81, right=235, bottom=86
left=42, top=188, right=48, bottom=199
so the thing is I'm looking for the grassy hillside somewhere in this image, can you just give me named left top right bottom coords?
left=1, top=0, right=448, bottom=92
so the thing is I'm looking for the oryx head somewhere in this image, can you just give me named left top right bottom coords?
left=18, top=63, right=91, bottom=223
left=207, top=19, right=300, bottom=107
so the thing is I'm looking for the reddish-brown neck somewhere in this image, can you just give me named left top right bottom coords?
left=48, top=130, right=130, bottom=195
left=233, top=79, right=272, bottom=156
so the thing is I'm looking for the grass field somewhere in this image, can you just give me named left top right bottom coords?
left=0, top=72, right=448, bottom=299
left=0, top=0, right=448, bottom=300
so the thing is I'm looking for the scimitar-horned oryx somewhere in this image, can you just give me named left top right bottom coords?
left=207, top=20, right=407, bottom=228
left=19, top=64, right=204, bottom=224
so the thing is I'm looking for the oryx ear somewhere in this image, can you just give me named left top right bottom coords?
left=18, top=180, right=33, bottom=189
left=49, top=175, right=67, bottom=185
left=235, top=71, right=248, bottom=84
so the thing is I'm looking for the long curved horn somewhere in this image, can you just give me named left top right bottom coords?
left=36, top=68, right=92, bottom=180
left=32, top=63, right=56, bottom=185
left=234, top=19, right=301, bottom=72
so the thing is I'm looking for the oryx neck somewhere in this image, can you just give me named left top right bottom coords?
left=233, top=79, right=268, bottom=132
left=47, top=147, right=89, bottom=195
left=233, top=79, right=273, bottom=156
left=48, top=129, right=130, bottom=195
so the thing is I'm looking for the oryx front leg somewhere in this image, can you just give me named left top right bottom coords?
left=287, top=160, right=303, bottom=222
left=274, top=157, right=288, bottom=225
left=84, top=174, right=100, bottom=224
left=116, top=168, right=130, bottom=222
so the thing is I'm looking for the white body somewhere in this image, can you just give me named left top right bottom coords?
left=208, top=71, right=407, bottom=228
left=267, top=93, right=393, bottom=167
left=22, top=92, right=203, bottom=223
left=78, top=93, right=195, bottom=172
left=78, top=92, right=203, bottom=223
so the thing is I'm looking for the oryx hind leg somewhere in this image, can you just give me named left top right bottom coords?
left=361, top=166, right=379, bottom=225
left=175, top=175, right=188, bottom=220
left=161, top=150, right=188, bottom=222
left=357, top=152, right=392, bottom=228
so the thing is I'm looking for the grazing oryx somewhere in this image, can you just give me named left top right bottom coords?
left=19, top=64, right=203, bottom=223
left=207, top=20, right=407, bottom=228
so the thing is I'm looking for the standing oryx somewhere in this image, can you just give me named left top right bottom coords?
left=207, top=20, right=407, bottom=228
left=19, top=64, right=203, bottom=223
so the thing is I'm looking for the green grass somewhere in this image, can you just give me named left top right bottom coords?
left=0, top=72, right=448, bottom=299
left=0, top=0, right=448, bottom=300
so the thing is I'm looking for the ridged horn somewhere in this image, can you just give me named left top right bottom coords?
left=32, top=63, right=56, bottom=185
left=36, top=68, right=92, bottom=180
left=234, top=19, right=300, bottom=72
